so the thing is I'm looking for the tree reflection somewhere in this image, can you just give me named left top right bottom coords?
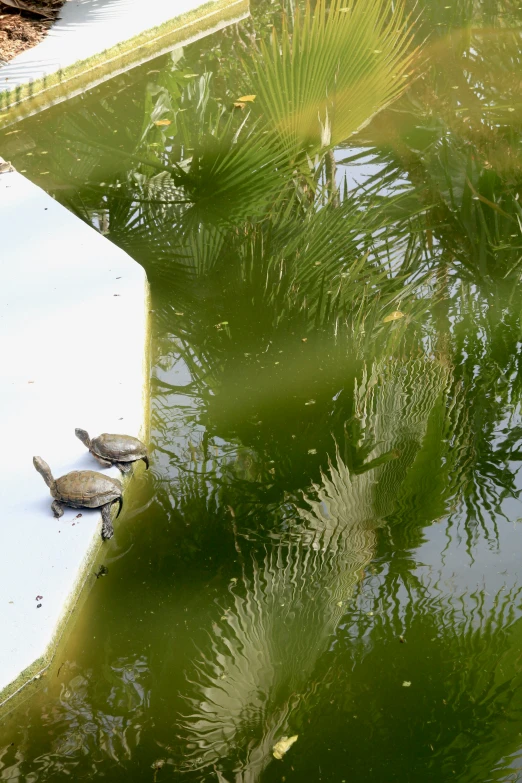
left=1, top=0, right=522, bottom=780
left=178, top=358, right=451, bottom=781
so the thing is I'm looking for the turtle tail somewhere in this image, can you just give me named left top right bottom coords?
left=114, top=496, right=123, bottom=518
left=142, top=455, right=150, bottom=470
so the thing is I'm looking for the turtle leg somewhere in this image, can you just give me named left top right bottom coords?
left=142, top=455, right=150, bottom=470
left=100, top=504, right=114, bottom=540
left=93, top=454, right=112, bottom=469
left=51, top=500, right=64, bottom=518
left=115, top=461, right=133, bottom=474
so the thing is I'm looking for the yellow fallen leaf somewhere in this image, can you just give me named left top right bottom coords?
left=402, top=681, right=411, bottom=687
left=383, top=311, right=405, bottom=323
left=154, top=119, right=171, bottom=126
left=273, top=735, right=298, bottom=760
left=237, top=94, right=256, bottom=102
left=233, top=102, right=246, bottom=109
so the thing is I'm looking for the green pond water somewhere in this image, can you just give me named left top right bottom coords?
left=2, top=0, right=522, bottom=780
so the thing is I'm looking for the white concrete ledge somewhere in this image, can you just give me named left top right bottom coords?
left=0, top=0, right=248, bottom=127
left=0, top=167, right=149, bottom=705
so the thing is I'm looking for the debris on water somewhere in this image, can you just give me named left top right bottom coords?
left=399, top=635, right=405, bottom=643
left=308, top=448, right=317, bottom=454
left=273, top=735, right=298, bottom=760
left=305, top=399, right=316, bottom=406
left=402, top=681, right=411, bottom=687
left=152, top=759, right=166, bottom=781
left=154, top=120, right=171, bottom=126
left=35, top=595, right=43, bottom=601
left=36, top=603, right=42, bottom=609
left=95, top=565, right=109, bottom=579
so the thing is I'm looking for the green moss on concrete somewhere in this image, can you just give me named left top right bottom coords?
left=0, top=0, right=248, bottom=129
left=141, top=281, right=153, bottom=446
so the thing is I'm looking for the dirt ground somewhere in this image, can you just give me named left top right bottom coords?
left=0, top=0, right=64, bottom=63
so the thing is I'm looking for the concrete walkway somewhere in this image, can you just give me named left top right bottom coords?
left=0, top=165, right=149, bottom=706
left=0, top=0, right=248, bottom=123
left=1, top=0, right=227, bottom=90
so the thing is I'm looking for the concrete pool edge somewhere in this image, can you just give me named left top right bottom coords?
left=0, top=165, right=151, bottom=709
left=0, top=0, right=249, bottom=129
left=0, top=531, right=103, bottom=713
left=0, top=287, right=152, bottom=717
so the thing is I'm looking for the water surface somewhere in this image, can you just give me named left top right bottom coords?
left=2, top=0, right=522, bottom=780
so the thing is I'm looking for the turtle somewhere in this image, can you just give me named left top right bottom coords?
left=75, top=429, right=149, bottom=474
left=33, top=456, right=123, bottom=540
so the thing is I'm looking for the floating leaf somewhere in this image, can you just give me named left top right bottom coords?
left=154, top=119, right=172, bottom=127
left=233, top=102, right=246, bottom=109
left=273, top=735, right=298, bottom=759
left=383, top=310, right=405, bottom=323
left=402, top=681, right=412, bottom=687
left=237, top=94, right=256, bottom=102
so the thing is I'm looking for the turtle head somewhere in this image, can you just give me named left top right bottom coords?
left=75, top=428, right=91, bottom=449
left=33, top=456, right=54, bottom=488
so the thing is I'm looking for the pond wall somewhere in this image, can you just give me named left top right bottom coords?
left=0, top=164, right=150, bottom=707
left=0, top=0, right=248, bottom=129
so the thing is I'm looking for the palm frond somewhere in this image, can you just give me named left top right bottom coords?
left=249, top=0, right=418, bottom=156
left=177, top=357, right=450, bottom=779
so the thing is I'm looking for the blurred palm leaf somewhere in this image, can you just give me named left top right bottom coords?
left=249, top=0, right=418, bottom=156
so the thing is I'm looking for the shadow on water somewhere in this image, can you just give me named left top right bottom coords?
left=2, top=0, right=522, bottom=780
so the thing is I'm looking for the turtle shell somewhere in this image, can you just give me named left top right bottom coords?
left=53, top=471, right=122, bottom=508
left=92, top=433, right=148, bottom=463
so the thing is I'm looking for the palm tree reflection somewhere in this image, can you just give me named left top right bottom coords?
left=179, top=358, right=450, bottom=781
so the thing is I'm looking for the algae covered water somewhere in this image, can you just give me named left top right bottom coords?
left=2, top=0, right=522, bottom=780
